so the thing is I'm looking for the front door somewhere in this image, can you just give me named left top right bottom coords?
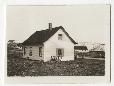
left=56, top=48, right=64, bottom=60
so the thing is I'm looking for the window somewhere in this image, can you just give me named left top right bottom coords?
left=29, top=50, right=32, bottom=56
left=29, top=47, right=32, bottom=56
left=39, top=47, right=42, bottom=57
left=24, top=47, right=26, bottom=55
left=58, top=34, right=62, bottom=40
left=56, top=48, right=64, bottom=57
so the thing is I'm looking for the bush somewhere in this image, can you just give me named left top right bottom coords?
left=7, top=57, right=105, bottom=76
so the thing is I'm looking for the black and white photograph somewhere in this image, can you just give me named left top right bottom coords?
left=6, top=5, right=111, bottom=83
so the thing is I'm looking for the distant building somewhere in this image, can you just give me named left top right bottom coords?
left=74, top=46, right=88, bottom=52
left=22, top=23, right=77, bottom=62
left=89, top=44, right=105, bottom=58
left=74, top=46, right=88, bottom=59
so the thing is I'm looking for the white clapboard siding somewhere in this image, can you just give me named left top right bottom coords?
left=23, top=45, right=44, bottom=60
left=44, top=28, right=74, bottom=62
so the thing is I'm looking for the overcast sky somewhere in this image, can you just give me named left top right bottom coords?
left=6, top=5, right=110, bottom=43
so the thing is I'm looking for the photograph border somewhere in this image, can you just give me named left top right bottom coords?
left=3, top=1, right=111, bottom=85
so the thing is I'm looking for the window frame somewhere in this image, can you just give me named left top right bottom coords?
left=24, top=47, right=26, bottom=55
left=29, top=49, right=32, bottom=56
left=56, top=48, right=64, bottom=57
left=58, top=34, right=63, bottom=40
left=39, top=47, right=42, bottom=57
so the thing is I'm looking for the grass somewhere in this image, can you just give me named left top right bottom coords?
left=7, top=57, right=105, bottom=76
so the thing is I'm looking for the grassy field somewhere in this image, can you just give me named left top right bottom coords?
left=7, top=57, right=105, bottom=76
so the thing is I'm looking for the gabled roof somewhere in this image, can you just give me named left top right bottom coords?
left=23, top=26, right=77, bottom=45
left=74, top=46, right=88, bottom=50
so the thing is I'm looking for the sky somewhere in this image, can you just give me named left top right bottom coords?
left=6, top=5, right=110, bottom=43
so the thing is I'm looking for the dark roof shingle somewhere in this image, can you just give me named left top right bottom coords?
left=23, top=26, right=77, bottom=45
left=74, top=46, right=88, bottom=50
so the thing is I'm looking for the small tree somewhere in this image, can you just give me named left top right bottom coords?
left=7, top=40, right=17, bottom=57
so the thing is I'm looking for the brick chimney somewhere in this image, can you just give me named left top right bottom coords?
left=49, top=23, right=52, bottom=30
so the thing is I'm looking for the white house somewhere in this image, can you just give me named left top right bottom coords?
left=22, top=23, right=77, bottom=62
